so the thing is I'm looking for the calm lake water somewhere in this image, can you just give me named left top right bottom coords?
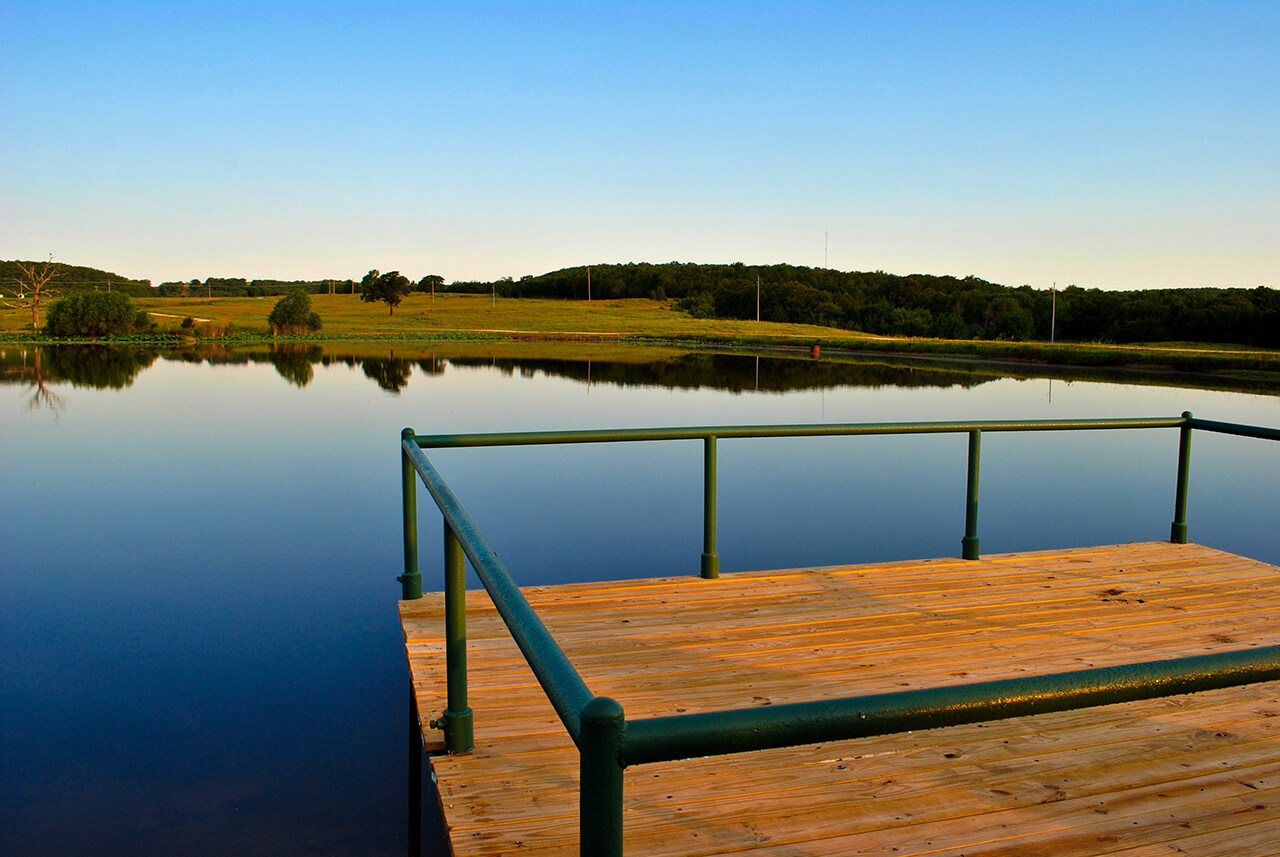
left=2, top=342, right=1277, bottom=856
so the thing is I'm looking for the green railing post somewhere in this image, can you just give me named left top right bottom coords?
left=962, top=429, right=981, bottom=560
left=580, top=696, right=625, bottom=857
left=1171, top=411, right=1193, bottom=544
left=399, top=428, right=423, bottom=600
left=701, top=435, right=720, bottom=579
left=441, top=521, right=474, bottom=752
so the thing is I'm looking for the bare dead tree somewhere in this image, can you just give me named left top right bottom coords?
left=2, top=257, right=62, bottom=331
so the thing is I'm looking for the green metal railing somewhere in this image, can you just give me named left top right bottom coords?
left=399, top=413, right=1280, bottom=856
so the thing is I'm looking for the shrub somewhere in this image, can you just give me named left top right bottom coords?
left=45, top=291, right=138, bottom=338
left=193, top=320, right=228, bottom=338
left=267, top=289, right=323, bottom=335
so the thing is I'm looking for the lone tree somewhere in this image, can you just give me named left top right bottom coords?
left=267, top=289, right=323, bottom=335
left=360, top=269, right=413, bottom=315
left=3, top=257, right=62, bottom=331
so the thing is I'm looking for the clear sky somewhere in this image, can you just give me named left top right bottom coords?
left=3, top=1, right=1277, bottom=289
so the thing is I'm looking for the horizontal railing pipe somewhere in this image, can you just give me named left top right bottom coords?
left=1187, top=418, right=1280, bottom=442
left=410, top=416, right=1188, bottom=451
left=620, top=646, right=1280, bottom=767
left=402, top=437, right=594, bottom=744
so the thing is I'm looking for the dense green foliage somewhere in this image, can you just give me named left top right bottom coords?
left=359, top=270, right=413, bottom=315
left=449, top=263, right=1278, bottom=346
left=0, top=260, right=152, bottom=297
left=266, top=289, right=322, bottom=334
left=45, top=291, right=144, bottom=338
left=157, top=277, right=358, bottom=297
left=415, top=274, right=445, bottom=294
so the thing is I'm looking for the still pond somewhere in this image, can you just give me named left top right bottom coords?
left=2, top=342, right=1277, bottom=855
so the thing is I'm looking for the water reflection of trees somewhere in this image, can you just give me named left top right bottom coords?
left=361, top=355, right=414, bottom=393
left=338, top=350, right=993, bottom=394
left=4, top=343, right=1003, bottom=402
left=0, top=348, right=64, bottom=413
left=41, top=346, right=159, bottom=389
left=445, top=353, right=990, bottom=393
left=0, top=345, right=159, bottom=406
left=7, top=341, right=1275, bottom=402
left=269, top=343, right=323, bottom=388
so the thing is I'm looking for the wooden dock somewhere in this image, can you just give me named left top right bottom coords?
left=400, top=542, right=1280, bottom=856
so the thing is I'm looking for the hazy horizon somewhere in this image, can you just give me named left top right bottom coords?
left=4, top=1, right=1276, bottom=292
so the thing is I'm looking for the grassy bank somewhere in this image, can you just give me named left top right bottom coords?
left=2, top=293, right=1277, bottom=386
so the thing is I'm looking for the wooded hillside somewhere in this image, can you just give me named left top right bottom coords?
left=449, top=263, right=1278, bottom=346
left=0, top=261, right=153, bottom=297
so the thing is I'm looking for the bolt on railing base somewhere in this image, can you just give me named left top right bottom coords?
left=961, top=536, right=980, bottom=561
left=397, top=572, right=423, bottom=600
left=435, top=707, right=474, bottom=754
left=701, top=552, right=720, bottom=579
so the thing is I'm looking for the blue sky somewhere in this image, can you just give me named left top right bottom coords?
left=3, top=1, right=1277, bottom=289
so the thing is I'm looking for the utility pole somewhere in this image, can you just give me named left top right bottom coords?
left=587, top=266, right=592, bottom=302
left=1050, top=282, right=1057, bottom=343
left=756, top=275, right=761, bottom=321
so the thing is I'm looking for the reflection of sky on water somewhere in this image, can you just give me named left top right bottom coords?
left=1, top=349, right=1277, bottom=856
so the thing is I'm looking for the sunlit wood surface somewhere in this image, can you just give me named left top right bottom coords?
left=400, top=542, right=1280, bottom=856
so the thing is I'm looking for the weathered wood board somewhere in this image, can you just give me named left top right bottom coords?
left=400, top=542, right=1280, bottom=856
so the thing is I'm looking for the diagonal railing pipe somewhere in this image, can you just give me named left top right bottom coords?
left=402, top=431, right=592, bottom=749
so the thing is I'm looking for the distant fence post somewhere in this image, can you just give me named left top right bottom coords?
left=442, top=521, right=474, bottom=752
left=579, top=696, right=626, bottom=857
left=1171, top=411, right=1193, bottom=544
left=400, top=428, right=423, bottom=600
left=701, top=435, right=720, bottom=579
left=962, top=429, right=981, bottom=560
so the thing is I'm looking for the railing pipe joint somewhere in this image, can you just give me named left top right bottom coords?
left=579, top=696, right=626, bottom=857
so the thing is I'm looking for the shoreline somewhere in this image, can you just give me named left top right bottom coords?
left=4, top=328, right=1278, bottom=396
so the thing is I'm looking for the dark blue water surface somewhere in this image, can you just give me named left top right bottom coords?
left=2, top=344, right=1277, bottom=855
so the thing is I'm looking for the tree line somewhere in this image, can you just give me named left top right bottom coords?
left=156, top=272, right=447, bottom=299
left=11, top=259, right=1277, bottom=346
left=156, top=277, right=359, bottom=297
left=0, top=260, right=152, bottom=297
left=449, top=263, right=1279, bottom=347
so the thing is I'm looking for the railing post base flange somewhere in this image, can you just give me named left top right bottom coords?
left=1170, top=523, right=1188, bottom=544
left=441, top=707, right=474, bottom=754
left=701, top=553, right=720, bottom=579
left=961, top=537, right=980, bottom=561
left=397, top=572, right=423, bottom=600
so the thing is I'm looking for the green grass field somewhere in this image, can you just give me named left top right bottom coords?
left=132, top=293, right=851, bottom=341
left=2, top=292, right=1277, bottom=384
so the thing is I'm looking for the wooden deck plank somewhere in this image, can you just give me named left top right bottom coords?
left=401, top=542, right=1280, bottom=855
